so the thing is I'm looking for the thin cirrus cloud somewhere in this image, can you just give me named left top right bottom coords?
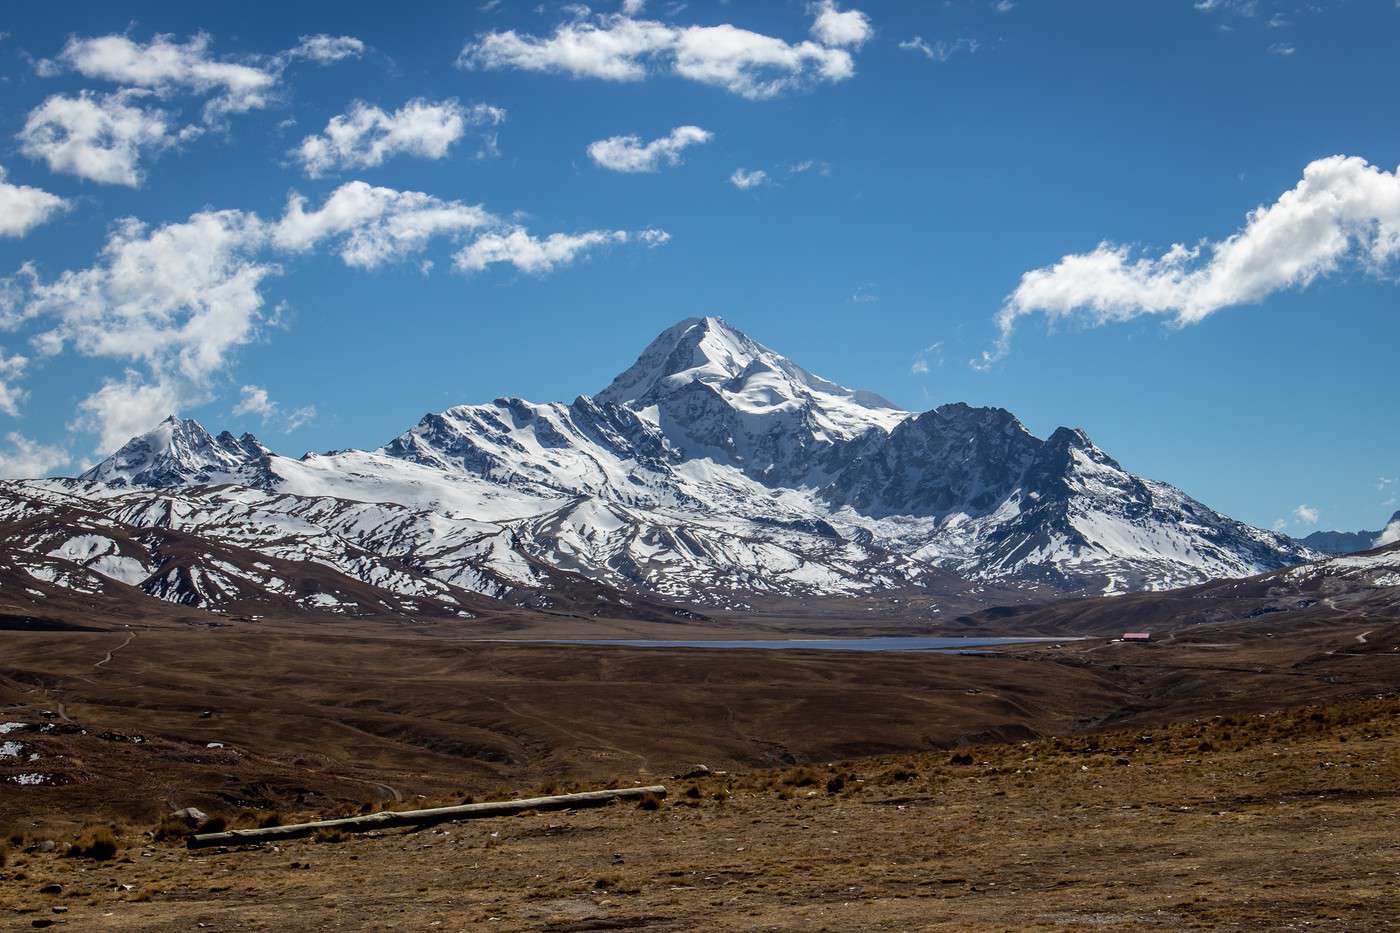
left=1, top=181, right=668, bottom=451
left=587, top=125, right=712, bottom=173
left=233, top=384, right=317, bottom=433
left=0, top=166, right=69, bottom=237
left=899, top=36, right=980, bottom=62
left=457, top=3, right=870, bottom=100
left=978, top=155, right=1400, bottom=367
left=294, top=99, right=507, bottom=178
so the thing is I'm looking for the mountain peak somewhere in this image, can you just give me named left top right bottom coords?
left=596, top=316, right=906, bottom=435
left=80, top=416, right=276, bottom=489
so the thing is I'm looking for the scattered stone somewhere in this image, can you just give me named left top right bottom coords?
left=170, top=807, right=207, bottom=824
left=950, top=753, right=974, bottom=766
left=50, top=906, right=67, bottom=914
left=676, top=765, right=710, bottom=779
left=36, top=841, right=55, bottom=853
left=37, top=883, right=61, bottom=895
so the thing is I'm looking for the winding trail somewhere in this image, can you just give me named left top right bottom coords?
left=95, top=632, right=136, bottom=670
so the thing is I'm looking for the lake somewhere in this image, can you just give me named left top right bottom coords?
left=496, top=636, right=1068, bottom=653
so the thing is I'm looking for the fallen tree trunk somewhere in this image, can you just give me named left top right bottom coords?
left=188, top=785, right=667, bottom=850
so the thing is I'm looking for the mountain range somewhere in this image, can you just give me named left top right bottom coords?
left=0, top=316, right=1323, bottom=621
left=1296, top=512, right=1400, bottom=555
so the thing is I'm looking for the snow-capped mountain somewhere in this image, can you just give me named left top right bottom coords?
left=41, top=316, right=1314, bottom=614
left=79, top=416, right=276, bottom=489
left=1297, top=511, right=1400, bottom=555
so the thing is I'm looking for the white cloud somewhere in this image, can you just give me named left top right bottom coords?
left=1194, top=0, right=1258, bottom=14
left=282, top=404, right=317, bottom=432
left=850, top=284, right=878, bottom=303
left=982, top=155, right=1400, bottom=366
left=13, top=178, right=662, bottom=448
left=24, top=210, right=272, bottom=384
left=74, top=370, right=189, bottom=454
left=899, top=36, right=979, bottom=61
left=1377, top=516, right=1400, bottom=547
left=587, top=124, right=712, bottom=172
left=729, top=167, right=768, bottom=189
left=459, top=6, right=864, bottom=99
left=1267, top=42, right=1296, bottom=56
left=41, top=33, right=279, bottom=124
left=0, top=350, right=28, bottom=416
left=295, top=99, right=505, bottom=178
left=911, top=342, right=943, bottom=374
left=0, top=167, right=69, bottom=236
left=809, top=1, right=872, bottom=48
left=232, top=384, right=315, bottom=432
left=18, top=91, right=175, bottom=187
left=37, top=31, right=365, bottom=130
left=232, top=384, right=276, bottom=418
left=455, top=227, right=668, bottom=274
left=287, top=35, right=365, bottom=64
left=0, top=432, right=69, bottom=479
left=1293, top=504, right=1320, bottom=525
left=271, top=181, right=497, bottom=268
left=992, top=0, right=1015, bottom=12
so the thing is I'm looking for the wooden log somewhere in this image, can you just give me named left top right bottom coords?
left=188, top=785, right=667, bottom=850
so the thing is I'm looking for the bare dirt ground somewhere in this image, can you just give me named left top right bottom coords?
left=2, top=611, right=1398, bottom=929
left=3, top=695, right=1399, bottom=930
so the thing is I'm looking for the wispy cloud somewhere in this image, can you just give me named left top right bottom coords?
left=729, top=167, right=769, bottom=189
left=899, top=36, right=979, bottom=62
left=911, top=342, right=943, bottom=374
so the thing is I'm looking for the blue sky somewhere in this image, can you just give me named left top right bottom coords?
left=0, top=0, right=1397, bottom=534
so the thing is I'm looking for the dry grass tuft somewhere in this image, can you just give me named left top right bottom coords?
left=66, top=825, right=118, bottom=860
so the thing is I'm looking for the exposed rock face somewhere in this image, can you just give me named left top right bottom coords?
left=65, top=317, right=1313, bottom=606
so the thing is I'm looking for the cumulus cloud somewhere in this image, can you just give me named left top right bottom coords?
left=1293, top=504, right=1320, bottom=525
left=0, top=432, right=69, bottom=479
left=981, top=155, right=1400, bottom=366
left=1267, top=42, right=1296, bottom=56
left=13, top=210, right=271, bottom=449
left=729, top=167, right=768, bottom=189
left=74, top=370, right=190, bottom=453
left=454, top=227, right=667, bottom=274
left=40, top=32, right=278, bottom=124
left=0, top=167, right=69, bottom=236
left=899, top=36, right=979, bottom=61
left=809, top=1, right=872, bottom=47
left=294, top=99, right=505, bottom=177
left=0, top=350, right=28, bottom=416
left=287, top=34, right=365, bottom=64
left=587, top=124, right=711, bottom=172
left=232, top=384, right=276, bottom=418
left=271, top=181, right=497, bottom=268
left=12, top=179, right=663, bottom=449
left=37, top=31, right=365, bottom=129
left=458, top=5, right=866, bottom=99
left=18, top=91, right=176, bottom=187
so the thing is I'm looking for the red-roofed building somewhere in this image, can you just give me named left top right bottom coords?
left=1122, top=632, right=1152, bottom=642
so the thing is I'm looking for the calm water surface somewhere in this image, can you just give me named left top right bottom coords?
left=501, top=636, right=1069, bottom=653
